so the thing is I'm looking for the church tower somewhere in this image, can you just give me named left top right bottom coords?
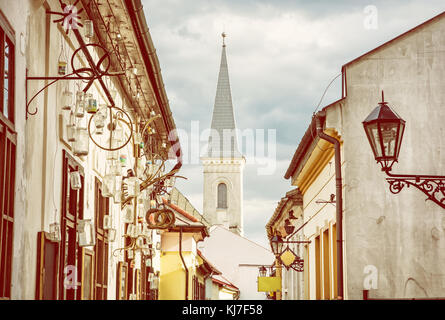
left=202, top=33, right=245, bottom=236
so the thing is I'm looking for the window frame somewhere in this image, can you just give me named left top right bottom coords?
left=0, top=9, right=15, bottom=125
left=94, top=177, right=109, bottom=300
left=58, top=150, right=85, bottom=300
left=217, top=183, right=228, bottom=209
left=0, top=117, right=16, bottom=300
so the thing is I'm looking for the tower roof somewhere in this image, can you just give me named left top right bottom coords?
left=205, top=34, right=242, bottom=159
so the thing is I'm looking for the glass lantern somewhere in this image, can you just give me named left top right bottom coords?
left=103, top=215, right=112, bottom=230
left=70, top=171, right=82, bottom=190
left=111, top=160, right=122, bottom=176
left=126, top=224, right=135, bottom=237
left=123, top=206, right=134, bottom=223
left=78, top=219, right=95, bottom=247
left=113, top=189, right=122, bottom=204
left=126, top=176, right=140, bottom=197
left=75, top=92, right=85, bottom=118
left=61, top=87, right=73, bottom=111
left=86, top=93, right=97, bottom=114
left=67, top=111, right=77, bottom=142
left=112, top=126, right=124, bottom=144
left=93, top=110, right=105, bottom=135
left=49, top=222, right=61, bottom=242
left=58, top=60, right=67, bottom=75
left=84, top=20, right=94, bottom=39
left=142, top=225, right=151, bottom=239
left=133, top=132, right=142, bottom=145
left=136, top=237, right=144, bottom=248
left=73, top=127, right=89, bottom=156
left=108, top=228, right=117, bottom=242
left=119, top=154, right=127, bottom=167
left=102, top=174, right=115, bottom=198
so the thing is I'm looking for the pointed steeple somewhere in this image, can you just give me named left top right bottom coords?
left=206, top=33, right=242, bottom=159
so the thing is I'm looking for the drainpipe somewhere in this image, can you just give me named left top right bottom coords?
left=179, top=227, right=189, bottom=300
left=315, top=111, right=344, bottom=300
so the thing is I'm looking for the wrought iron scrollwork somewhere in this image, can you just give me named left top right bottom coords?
left=386, top=175, right=445, bottom=209
left=289, top=257, right=304, bottom=273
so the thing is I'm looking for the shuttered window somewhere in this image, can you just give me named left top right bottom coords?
left=59, top=150, right=84, bottom=300
left=0, top=12, right=15, bottom=300
left=94, top=177, right=109, bottom=300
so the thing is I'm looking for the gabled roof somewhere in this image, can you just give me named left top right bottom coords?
left=162, top=198, right=209, bottom=239
left=342, top=10, right=445, bottom=69
left=197, top=249, right=222, bottom=275
left=212, top=274, right=239, bottom=292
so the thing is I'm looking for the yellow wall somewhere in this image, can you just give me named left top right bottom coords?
left=159, top=250, right=207, bottom=300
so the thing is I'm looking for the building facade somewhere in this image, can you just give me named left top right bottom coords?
left=0, top=0, right=182, bottom=300
left=268, top=11, right=445, bottom=300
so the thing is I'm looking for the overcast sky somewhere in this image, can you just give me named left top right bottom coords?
left=142, top=1, right=445, bottom=248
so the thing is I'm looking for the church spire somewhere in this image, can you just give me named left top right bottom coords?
left=206, top=33, right=242, bottom=159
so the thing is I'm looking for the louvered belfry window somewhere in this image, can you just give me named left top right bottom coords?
left=217, top=183, right=227, bottom=209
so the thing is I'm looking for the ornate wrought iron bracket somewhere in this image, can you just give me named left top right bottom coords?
left=386, top=172, right=445, bottom=209
left=26, top=1, right=125, bottom=118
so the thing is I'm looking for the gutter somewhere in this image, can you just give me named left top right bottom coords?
left=179, top=227, right=189, bottom=300
left=315, top=111, right=344, bottom=300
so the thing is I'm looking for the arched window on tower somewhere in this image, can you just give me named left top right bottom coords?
left=217, top=183, right=228, bottom=209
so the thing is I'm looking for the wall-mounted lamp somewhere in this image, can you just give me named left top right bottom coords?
left=363, top=91, right=445, bottom=210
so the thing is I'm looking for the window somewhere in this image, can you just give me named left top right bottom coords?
left=315, top=235, right=321, bottom=300
left=94, top=178, right=109, bottom=300
left=117, top=262, right=128, bottom=300
left=323, top=229, right=330, bottom=299
left=59, top=150, right=85, bottom=300
left=192, top=276, right=205, bottom=300
left=35, top=232, right=59, bottom=300
left=333, top=224, right=338, bottom=299
left=0, top=11, right=14, bottom=125
left=217, top=183, right=227, bottom=209
left=0, top=10, right=15, bottom=300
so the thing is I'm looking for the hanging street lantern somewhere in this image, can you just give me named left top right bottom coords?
left=258, top=266, right=267, bottom=278
left=362, top=91, right=405, bottom=172
left=270, top=235, right=284, bottom=257
left=363, top=91, right=445, bottom=210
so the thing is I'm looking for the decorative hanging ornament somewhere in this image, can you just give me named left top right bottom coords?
left=61, top=85, right=73, bottom=111
left=73, top=127, right=89, bottom=156
left=86, top=93, right=97, bottom=114
left=70, top=171, right=82, bottom=190
left=84, top=20, right=94, bottom=39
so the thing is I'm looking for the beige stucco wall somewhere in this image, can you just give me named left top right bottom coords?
left=337, top=15, right=445, bottom=299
